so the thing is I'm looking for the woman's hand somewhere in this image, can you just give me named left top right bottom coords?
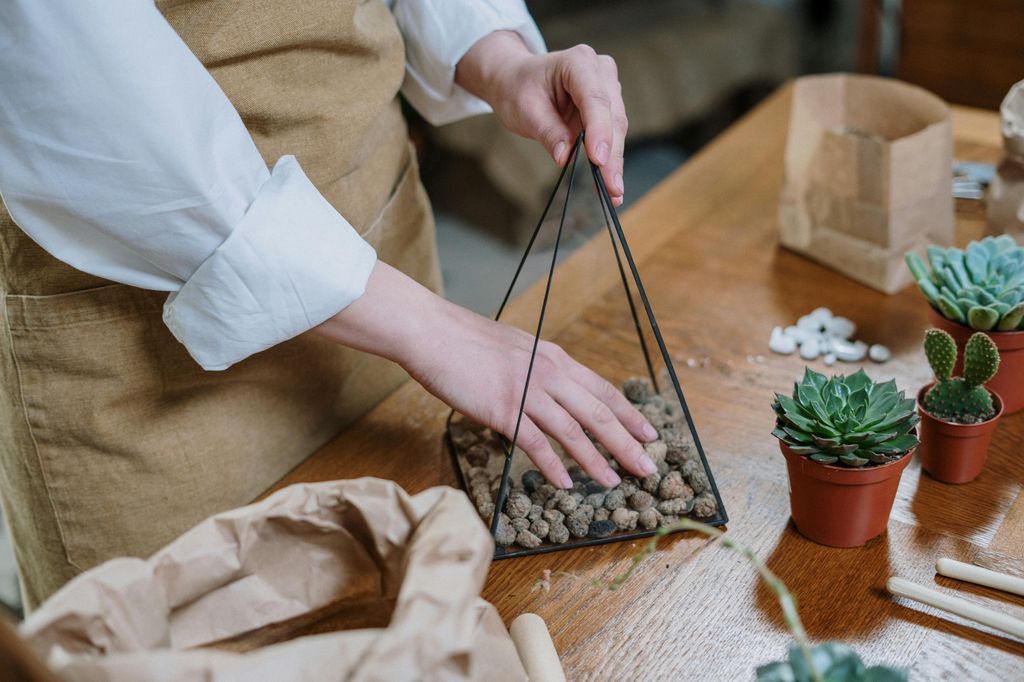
left=315, top=262, right=658, bottom=488
left=456, top=31, right=628, bottom=207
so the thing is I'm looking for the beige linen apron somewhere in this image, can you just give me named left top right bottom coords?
left=0, top=0, right=442, bottom=610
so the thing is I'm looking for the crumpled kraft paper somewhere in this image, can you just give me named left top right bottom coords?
left=18, top=478, right=527, bottom=682
left=778, top=74, right=954, bottom=293
left=987, top=79, right=1024, bottom=241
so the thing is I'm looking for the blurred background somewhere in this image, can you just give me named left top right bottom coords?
left=4, top=0, right=1023, bottom=619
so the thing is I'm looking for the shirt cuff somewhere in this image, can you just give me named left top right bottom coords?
left=394, top=0, right=546, bottom=126
left=162, top=155, right=377, bottom=371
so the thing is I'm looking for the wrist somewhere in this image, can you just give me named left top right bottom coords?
left=455, top=30, right=532, bottom=105
left=313, top=261, right=448, bottom=369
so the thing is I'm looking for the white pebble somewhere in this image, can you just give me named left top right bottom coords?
left=769, top=327, right=797, bottom=355
left=796, top=315, right=823, bottom=332
left=831, top=338, right=867, bottom=362
left=823, top=353, right=837, bottom=366
left=799, top=336, right=821, bottom=360
left=809, top=307, right=834, bottom=322
left=784, top=326, right=811, bottom=344
left=868, top=344, right=891, bottom=363
left=824, top=316, right=856, bottom=340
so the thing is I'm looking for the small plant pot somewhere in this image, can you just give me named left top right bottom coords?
left=928, top=306, right=1024, bottom=414
left=916, top=383, right=1004, bottom=484
left=780, top=442, right=913, bottom=548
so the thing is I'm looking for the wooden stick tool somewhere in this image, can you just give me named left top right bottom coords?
left=935, top=557, right=1024, bottom=598
left=887, top=577, right=1024, bottom=640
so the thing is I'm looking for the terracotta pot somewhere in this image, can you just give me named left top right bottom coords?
left=916, top=383, right=1003, bottom=484
left=927, top=306, right=1024, bottom=414
left=780, top=442, right=912, bottom=548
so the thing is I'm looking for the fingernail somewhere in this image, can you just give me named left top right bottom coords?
left=639, top=457, right=657, bottom=476
left=605, top=470, right=622, bottom=487
left=596, top=142, right=609, bottom=165
left=559, top=473, right=573, bottom=489
left=553, top=141, right=567, bottom=164
left=614, top=173, right=624, bottom=195
left=642, top=422, right=658, bottom=441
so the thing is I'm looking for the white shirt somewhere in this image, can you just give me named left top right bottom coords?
left=0, top=1, right=544, bottom=370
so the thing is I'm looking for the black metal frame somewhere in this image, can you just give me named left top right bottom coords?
left=445, top=133, right=728, bottom=558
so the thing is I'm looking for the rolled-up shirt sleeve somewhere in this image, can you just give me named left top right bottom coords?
left=391, top=0, right=546, bottom=126
left=0, top=0, right=376, bottom=371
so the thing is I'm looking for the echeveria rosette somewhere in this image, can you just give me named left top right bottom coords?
left=756, top=642, right=907, bottom=682
left=772, top=368, right=919, bottom=468
left=905, top=235, right=1024, bottom=331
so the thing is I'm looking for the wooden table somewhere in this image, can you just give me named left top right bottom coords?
left=266, top=86, right=1024, bottom=679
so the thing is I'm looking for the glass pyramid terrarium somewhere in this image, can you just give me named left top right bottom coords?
left=445, top=134, right=727, bottom=558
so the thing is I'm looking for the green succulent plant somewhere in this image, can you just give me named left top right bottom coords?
left=923, top=328, right=1000, bottom=424
left=772, top=368, right=919, bottom=467
left=905, top=235, right=1024, bottom=331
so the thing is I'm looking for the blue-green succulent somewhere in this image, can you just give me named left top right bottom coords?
left=905, top=235, right=1024, bottom=331
left=772, top=368, right=919, bottom=467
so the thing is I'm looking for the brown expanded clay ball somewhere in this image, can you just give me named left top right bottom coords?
left=566, top=509, right=590, bottom=538
left=681, top=459, right=701, bottom=478
left=450, top=427, right=479, bottom=451
left=623, top=377, right=655, bottom=404
left=511, top=517, right=530, bottom=532
left=628, top=490, right=654, bottom=511
left=688, top=470, right=712, bottom=495
left=548, top=521, right=570, bottom=544
left=644, top=441, right=667, bottom=468
left=530, top=519, right=550, bottom=539
left=542, top=509, right=564, bottom=525
left=517, top=529, right=542, bottom=549
left=585, top=492, right=606, bottom=509
left=475, top=499, right=494, bottom=520
left=521, top=469, right=545, bottom=493
left=611, top=507, right=639, bottom=531
left=658, top=471, right=690, bottom=501
left=528, top=505, right=544, bottom=523
left=558, top=493, right=579, bottom=515
left=638, top=508, right=659, bottom=530
left=692, top=492, right=718, bottom=518
left=657, top=497, right=692, bottom=516
left=617, top=477, right=640, bottom=498
left=495, top=514, right=516, bottom=547
left=534, top=483, right=557, bottom=507
left=464, top=444, right=492, bottom=468
left=603, top=489, right=626, bottom=510
left=594, top=507, right=611, bottom=521
left=640, top=473, right=661, bottom=494
left=505, top=492, right=532, bottom=519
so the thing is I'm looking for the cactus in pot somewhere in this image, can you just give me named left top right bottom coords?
left=922, top=329, right=1000, bottom=424
left=905, top=235, right=1024, bottom=331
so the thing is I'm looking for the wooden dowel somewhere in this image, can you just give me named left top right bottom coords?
left=887, top=577, right=1024, bottom=640
left=510, top=613, right=566, bottom=682
left=936, top=558, right=1024, bottom=598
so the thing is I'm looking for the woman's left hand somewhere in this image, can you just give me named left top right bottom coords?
left=456, top=31, right=628, bottom=206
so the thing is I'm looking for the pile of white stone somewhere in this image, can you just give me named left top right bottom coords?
left=768, top=307, right=890, bottom=366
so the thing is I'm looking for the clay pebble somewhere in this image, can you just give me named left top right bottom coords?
left=495, top=514, right=516, bottom=547
left=689, top=470, right=712, bottom=495
left=542, top=509, right=564, bottom=525
left=623, top=377, right=654, bottom=404
left=593, top=507, right=610, bottom=521
left=640, top=473, right=661, bottom=494
left=611, top=507, right=639, bottom=531
left=506, top=493, right=532, bottom=519
left=588, top=519, right=617, bottom=538
left=522, top=469, right=545, bottom=493
left=511, top=517, right=530, bottom=532
left=585, top=492, right=606, bottom=509
left=603, top=489, right=626, bottom=510
left=628, top=490, right=654, bottom=511
left=658, top=471, right=687, bottom=500
left=566, top=510, right=590, bottom=538
left=530, top=519, right=550, bottom=539
left=692, top=492, right=718, bottom=518
left=516, top=529, right=542, bottom=549
left=638, top=508, right=659, bottom=530
left=548, top=521, right=570, bottom=544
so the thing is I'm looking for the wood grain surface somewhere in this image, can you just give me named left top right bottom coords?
left=261, top=85, right=1024, bottom=680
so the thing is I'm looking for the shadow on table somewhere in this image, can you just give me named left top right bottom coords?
left=754, top=521, right=895, bottom=640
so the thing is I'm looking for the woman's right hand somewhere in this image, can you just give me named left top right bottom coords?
left=315, top=261, right=659, bottom=489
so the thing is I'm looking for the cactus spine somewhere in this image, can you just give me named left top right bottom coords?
left=922, top=329, right=1000, bottom=424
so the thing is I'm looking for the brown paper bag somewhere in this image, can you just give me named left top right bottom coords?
left=778, top=74, right=954, bottom=293
left=17, top=478, right=527, bottom=681
left=987, top=79, right=1024, bottom=241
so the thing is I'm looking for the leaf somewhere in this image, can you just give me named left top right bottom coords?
left=783, top=426, right=815, bottom=444
left=810, top=453, right=838, bottom=465
left=844, top=369, right=872, bottom=394
left=967, top=305, right=999, bottom=330
left=871, top=434, right=919, bottom=454
left=839, top=452, right=870, bottom=467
